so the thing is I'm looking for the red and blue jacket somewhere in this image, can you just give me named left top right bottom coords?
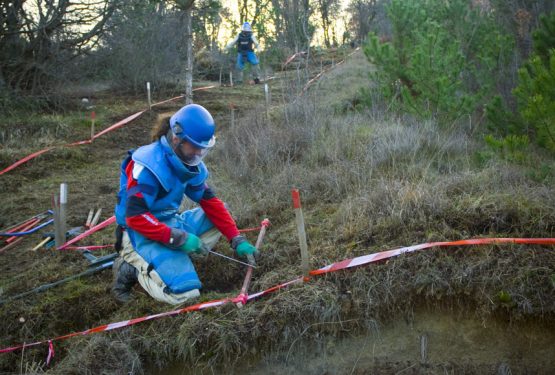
left=114, top=136, right=240, bottom=293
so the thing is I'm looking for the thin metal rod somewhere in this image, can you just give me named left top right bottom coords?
left=206, top=249, right=256, bottom=268
left=0, top=261, right=113, bottom=306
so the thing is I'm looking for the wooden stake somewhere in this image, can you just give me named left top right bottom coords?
left=230, top=105, right=235, bottom=129
left=85, top=208, right=94, bottom=228
left=292, top=189, right=309, bottom=276
left=90, top=208, right=102, bottom=227
left=146, top=82, right=152, bottom=110
left=32, top=237, right=52, bottom=251
left=57, top=183, right=68, bottom=249
left=229, top=71, right=233, bottom=87
left=90, top=111, right=96, bottom=139
left=264, top=83, right=270, bottom=120
left=53, top=194, right=62, bottom=249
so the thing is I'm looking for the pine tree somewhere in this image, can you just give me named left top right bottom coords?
left=362, top=0, right=511, bottom=123
left=513, top=11, right=555, bottom=152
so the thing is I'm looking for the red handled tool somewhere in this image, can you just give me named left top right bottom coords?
left=235, top=219, right=270, bottom=307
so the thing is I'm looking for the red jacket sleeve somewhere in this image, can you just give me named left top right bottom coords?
left=199, top=197, right=240, bottom=241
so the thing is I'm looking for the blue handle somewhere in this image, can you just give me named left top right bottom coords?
left=0, top=219, right=54, bottom=237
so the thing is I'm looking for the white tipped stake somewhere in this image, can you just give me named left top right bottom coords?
left=230, top=105, right=235, bottom=129
left=55, top=183, right=68, bottom=249
left=90, top=208, right=102, bottom=227
left=264, top=83, right=270, bottom=120
left=85, top=208, right=94, bottom=228
left=146, top=82, right=152, bottom=110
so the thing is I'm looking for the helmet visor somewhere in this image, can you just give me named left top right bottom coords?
left=177, top=138, right=214, bottom=166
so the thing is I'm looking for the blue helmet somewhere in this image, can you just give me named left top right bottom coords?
left=169, top=104, right=216, bottom=149
left=242, top=22, right=252, bottom=32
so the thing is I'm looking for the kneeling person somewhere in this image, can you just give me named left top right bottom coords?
left=112, top=104, right=257, bottom=305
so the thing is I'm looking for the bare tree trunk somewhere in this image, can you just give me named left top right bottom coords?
left=239, top=0, right=248, bottom=23
left=174, top=0, right=195, bottom=103
left=184, top=7, right=194, bottom=104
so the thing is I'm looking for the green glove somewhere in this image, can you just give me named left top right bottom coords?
left=236, top=240, right=257, bottom=257
left=180, top=233, right=203, bottom=254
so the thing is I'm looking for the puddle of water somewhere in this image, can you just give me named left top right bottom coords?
left=152, top=308, right=555, bottom=374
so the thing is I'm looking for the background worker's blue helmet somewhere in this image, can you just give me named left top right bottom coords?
left=170, top=104, right=216, bottom=149
left=242, top=22, right=252, bottom=32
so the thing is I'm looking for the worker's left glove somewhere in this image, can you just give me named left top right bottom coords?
left=231, top=235, right=259, bottom=259
left=169, top=228, right=207, bottom=255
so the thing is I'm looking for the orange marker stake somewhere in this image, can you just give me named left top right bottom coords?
left=292, top=189, right=309, bottom=276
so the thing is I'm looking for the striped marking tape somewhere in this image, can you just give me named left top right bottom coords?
left=1, top=236, right=553, bottom=358
left=0, top=86, right=216, bottom=176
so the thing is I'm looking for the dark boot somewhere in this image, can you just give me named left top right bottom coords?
left=112, top=257, right=138, bottom=303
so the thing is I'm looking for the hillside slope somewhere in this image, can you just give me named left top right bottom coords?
left=1, top=50, right=554, bottom=374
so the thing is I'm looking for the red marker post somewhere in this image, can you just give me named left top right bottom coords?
left=292, top=189, right=309, bottom=276
left=235, top=219, right=270, bottom=308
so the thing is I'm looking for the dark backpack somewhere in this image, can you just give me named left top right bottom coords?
left=237, top=32, right=253, bottom=53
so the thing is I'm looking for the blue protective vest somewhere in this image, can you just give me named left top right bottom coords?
left=237, top=32, right=254, bottom=53
left=115, top=136, right=213, bottom=294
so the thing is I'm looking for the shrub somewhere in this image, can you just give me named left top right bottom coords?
left=513, top=52, right=555, bottom=152
left=487, top=11, right=555, bottom=154
left=363, top=0, right=512, bottom=122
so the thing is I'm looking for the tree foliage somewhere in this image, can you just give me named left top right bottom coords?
left=345, top=0, right=387, bottom=46
left=0, top=0, right=115, bottom=93
left=486, top=11, right=555, bottom=154
left=513, top=52, right=555, bottom=151
left=269, top=0, right=314, bottom=51
left=511, top=12, right=555, bottom=152
left=92, top=0, right=189, bottom=93
left=362, top=0, right=512, bottom=123
left=489, top=0, right=555, bottom=59
left=533, top=10, right=555, bottom=65
left=194, top=0, right=224, bottom=50
left=315, top=0, right=341, bottom=47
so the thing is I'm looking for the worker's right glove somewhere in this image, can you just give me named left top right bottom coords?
left=231, top=235, right=259, bottom=259
left=169, top=228, right=207, bottom=255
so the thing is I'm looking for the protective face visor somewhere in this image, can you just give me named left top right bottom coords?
left=175, top=137, right=215, bottom=167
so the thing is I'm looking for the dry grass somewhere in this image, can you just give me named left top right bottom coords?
left=1, top=50, right=555, bottom=373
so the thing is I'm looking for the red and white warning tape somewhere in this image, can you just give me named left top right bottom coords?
left=282, top=51, right=307, bottom=68
left=0, top=86, right=216, bottom=176
left=310, top=237, right=555, bottom=276
left=300, top=47, right=360, bottom=95
left=1, top=235, right=553, bottom=359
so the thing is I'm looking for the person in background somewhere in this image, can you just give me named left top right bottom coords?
left=112, top=104, right=258, bottom=304
left=225, top=22, right=261, bottom=84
